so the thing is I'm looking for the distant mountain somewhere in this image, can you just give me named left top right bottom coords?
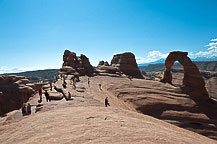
left=3, top=69, right=59, bottom=83
left=139, top=61, right=217, bottom=72
left=138, top=58, right=165, bottom=66
left=192, top=56, right=217, bottom=62
left=138, top=56, right=217, bottom=66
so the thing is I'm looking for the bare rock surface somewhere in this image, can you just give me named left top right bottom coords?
left=0, top=75, right=34, bottom=115
left=0, top=75, right=217, bottom=143
left=98, top=76, right=217, bottom=140
left=1, top=106, right=216, bottom=144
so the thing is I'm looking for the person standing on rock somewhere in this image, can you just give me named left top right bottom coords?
left=68, top=91, right=72, bottom=100
left=27, top=103, right=31, bottom=115
left=88, top=77, right=90, bottom=87
left=38, top=88, right=43, bottom=103
left=44, top=90, right=51, bottom=102
left=22, top=104, right=27, bottom=116
left=105, top=97, right=110, bottom=107
left=99, top=83, right=102, bottom=90
left=50, top=82, right=52, bottom=91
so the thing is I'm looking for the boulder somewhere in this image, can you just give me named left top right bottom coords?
left=49, top=92, right=63, bottom=100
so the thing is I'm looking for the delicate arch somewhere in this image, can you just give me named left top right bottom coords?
left=162, top=51, right=205, bottom=88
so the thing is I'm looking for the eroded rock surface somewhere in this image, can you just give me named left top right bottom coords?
left=0, top=75, right=34, bottom=115
left=96, top=52, right=143, bottom=79
left=60, top=50, right=94, bottom=76
left=111, top=52, right=143, bottom=78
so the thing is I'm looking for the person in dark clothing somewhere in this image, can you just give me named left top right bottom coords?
left=50, top=82, right=52, bottom=91
left=105, top=97, right=110, bottom=107
left=88, top=78, right=90, bottom=86
left=68, top=91, right=71, bottom=100
left=44, top=90, right=51, bottom=102
left=38, top=88, right=43, bottom=103
left=62, top=82, right=67, bottom=89
left=99, top=83, right=102, bottom=90
left=22, top=104, right=27, bottom=116
left=27, top=103, right=31, bottom=115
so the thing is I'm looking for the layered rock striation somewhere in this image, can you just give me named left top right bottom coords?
left=0, top=75, right=35, bottom=115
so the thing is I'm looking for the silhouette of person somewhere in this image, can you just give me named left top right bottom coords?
left=68, top=91, right=71, bottom=100
left=99, top=84, right=102, bottom=90
left=38, top=88, right=42, bottom=103
left=27, top=103, right=31, bottom=115
left=88, top=78, right=90, bottom=86
left=22, top=104, right=27, bottom=116
left=105, top=97, right=110, bottom=107
left=44, top=90, right=51, bottom=102
left=50, top=82, right=52, bottom=91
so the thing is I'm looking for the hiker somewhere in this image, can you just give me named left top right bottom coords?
left=62, top=81, right=67, bottom=89
left=62, top=74, right=65, bottom=81
left=99, top=83, right=102, bottom=90
left=72, top=82, right=76, bottom=89
left=50, top=82, right=52, bottom=91
left=44, top=90, right=51, bottom=102
left=38, top=88, right=43, bottom=103
left=68, top=91, right=71, bottom=100
left=22, top=104, right=27, bottom=116
left=27, top=103, right=31, bottom=115
left=88, top=77, right=90, bottom=86
left=105, top=97, right=110, bottom=107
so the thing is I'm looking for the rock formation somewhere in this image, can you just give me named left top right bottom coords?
left=97, top=61, right=109, bottom=67
left=0, top=75, right=35, bottom=115
left=60, top=50, right=94, bottom=76
left=96, top=52, right=143, bottom=79
left=162, top=51, right=209, bottom=99
left=111, top=52, right=143, bottom=78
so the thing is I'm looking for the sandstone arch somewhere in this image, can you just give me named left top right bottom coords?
left=162, top=51, right=205, bottom=89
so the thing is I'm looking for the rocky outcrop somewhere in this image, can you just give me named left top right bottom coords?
left=97, top=61, right=109, bottom=67
left=96, top=52, right=143, bottom=79
left=60, top=50, right=94, bottom=76
left=111, top=52, right=144, bottom=78
left=0, top=75, right=35, bottom=115
left=162, top=51, right=209, bottom=99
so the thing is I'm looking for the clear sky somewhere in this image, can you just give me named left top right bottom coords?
left=0, top=0, right=217, bottom=73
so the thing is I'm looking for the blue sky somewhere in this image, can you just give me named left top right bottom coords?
left=0, top=0, right=217, bottom=73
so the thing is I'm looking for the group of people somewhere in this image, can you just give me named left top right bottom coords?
left=38, top=87, right=52, bottom=103
left=22, top=103, right=31, bottom=116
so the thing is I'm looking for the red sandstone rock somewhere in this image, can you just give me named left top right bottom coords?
left=60, top=50, right=94, bottom=76
left=162, top=51, right=209, bottom=99
left=111, top=52, right=144, bottom=79
left=0, top=75, right=34, bottom=115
